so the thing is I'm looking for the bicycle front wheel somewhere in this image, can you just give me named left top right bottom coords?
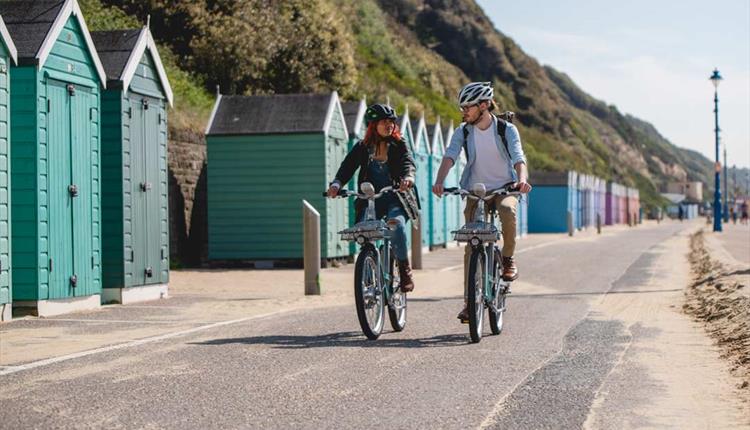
left=354, top=244, right=385, bottom=340
left=467, top=248, right=486, bottom=343
left=387, top=251, right=407, bottom=331
left=488, top=248, right=505, bottom=335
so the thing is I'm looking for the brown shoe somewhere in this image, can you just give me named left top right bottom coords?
left=457, top=305, right=469, bottom=323
left=502, top=256, right=518, bottom=281
left=398, top=259, right=415, bottom=292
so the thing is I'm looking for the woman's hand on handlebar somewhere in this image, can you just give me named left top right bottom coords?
left=327, top=183, right=341, bottom=198
left=399, top=177, right=414, bottom=192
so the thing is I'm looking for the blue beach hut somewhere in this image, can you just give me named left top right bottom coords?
left=427, top=120, right=446, bottom=247
left=528, top=171, right=580, bottom=233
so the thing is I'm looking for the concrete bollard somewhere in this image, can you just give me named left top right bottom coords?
left=596, top=213, right=602, bottom=234
left=303, top=200, right=321, bottom=295
left=567, top=210, right=574, bottom=237
left=411, top=218, right=423, bottom=270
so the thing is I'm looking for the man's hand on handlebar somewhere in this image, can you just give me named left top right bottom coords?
left=432, top=182, right=444, bottom=197
left=512, top=181, right=532, bottom=194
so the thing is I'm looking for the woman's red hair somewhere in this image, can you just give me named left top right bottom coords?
left=363, top=120, right=402, bottom=146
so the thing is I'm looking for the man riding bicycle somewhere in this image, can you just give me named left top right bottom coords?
left=328, top=104, right=419, bottom=292
left=432, top=82, right=532, bottom=321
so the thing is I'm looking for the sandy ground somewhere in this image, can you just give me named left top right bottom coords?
left=684, top=227, right=750, bottom=389
left=583, top=226, right=750, bottom=429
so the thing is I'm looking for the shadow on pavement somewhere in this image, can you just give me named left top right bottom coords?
left=190, top=331, right=470, bottom=349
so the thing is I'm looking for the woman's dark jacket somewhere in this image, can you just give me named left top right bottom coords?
left=333, top=137, right=420, bottom=221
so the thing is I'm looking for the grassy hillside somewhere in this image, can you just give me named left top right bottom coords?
left=85, top=0, right=727, bottom=210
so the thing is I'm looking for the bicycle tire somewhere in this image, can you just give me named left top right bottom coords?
left=387, top=251, right=407, bottom=331
left=488, top=248, right=505, bottom=335
left=467, top=248, right=486, bottom=343
left=354, top=244, right=384, bottom=340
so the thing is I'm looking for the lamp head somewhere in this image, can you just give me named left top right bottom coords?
left=710, top=68, right=723, bottom=89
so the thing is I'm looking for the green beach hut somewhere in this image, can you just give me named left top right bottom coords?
left=2, top=0, right=107, bottom=316
left=205, top=92, right=349, bottom=265
left=411, top=114, right=430, bottom=250
left=427, top=120, right=446, bottom=247
left=443, top=121, right=462, bottom=241
left=91, top=25, right=172, bottom=303
left=341, top=98, right=365, bottom=255
left=0, top=14, right=16, bottom=321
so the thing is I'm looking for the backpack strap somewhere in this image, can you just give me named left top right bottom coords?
left=462, top=115, right=511, bottom=160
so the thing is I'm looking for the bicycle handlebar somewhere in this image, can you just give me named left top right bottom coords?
left=323, top=186, right=396, bottom=200
left=442, top=185, right=521, bottom=200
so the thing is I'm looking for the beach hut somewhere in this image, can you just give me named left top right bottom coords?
left=442, top=121, right=461, bottom=244
left=341, top=98, right=366, bottom=255
left=205, top=92, right=349, bottom=264
left=427, top=120, right=446, bottom=247
left=528, top=171, right=579, bottom=233
left=617, top=184, right=628, bottom=224
left=91, top=25, right=173, bottom=303
left=397, top=109, right=415, bottom=253
left=0, top=15, right=16, bottom=321
left=3, top=0, right=107, bottom=315
left=411, top=115, right=431, bottom=250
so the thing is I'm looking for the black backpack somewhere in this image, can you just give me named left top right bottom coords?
left=461, top=111, right=514, bottom=160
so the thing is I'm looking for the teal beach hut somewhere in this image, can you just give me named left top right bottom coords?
left=2, top=0, right=107, bottom=316
left=396, top=106, right=418, bottom=254
left=91, top=25, right=173, bottom=303
left=205, top=92, right=349, bottom=265
left=0, top=14, right=16, bottom=321
left=428, top=120, right=446, bottom=247
left=411, top=114, right=430, bottom=249
left=442, top=121, right=461, bottom=242
left=341, top=98, right=365, bottom=255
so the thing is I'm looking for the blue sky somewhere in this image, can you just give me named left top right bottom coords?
left=477, top=0, right=750, bottom=169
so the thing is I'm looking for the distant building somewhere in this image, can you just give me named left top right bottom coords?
left=666, top=182, right=703, bottom=202
left=661, top=193, right=699, bottom=219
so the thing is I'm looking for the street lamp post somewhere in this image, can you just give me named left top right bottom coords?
left=710, top=68, right=723, bottom=232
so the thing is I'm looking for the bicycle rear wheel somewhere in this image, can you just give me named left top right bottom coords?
left=467, top=249, right=486, bottom=343
left=354, top=244, right=384, bottom=340
left=387, top=251, right=407, bottom=331
left=488, top=248, right=505, bottom=335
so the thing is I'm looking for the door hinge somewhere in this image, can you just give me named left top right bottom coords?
left=91, top=256, right=95, bottom=269
left=161, top=248, right=166, bottom=260
left=49, top=258, right=53, bottom=272
left=47, top=99, right=51, bottom=113
left=131, top=249, right=134, bottom=262
left=89, top=107, right=95, bottom=121
left=126, top=107, right=132, bottom=119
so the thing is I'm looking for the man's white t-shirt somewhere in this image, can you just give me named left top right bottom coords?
left=469, top=124, right=513, bottom=190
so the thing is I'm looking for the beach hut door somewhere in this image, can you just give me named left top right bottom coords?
left=130, top=95, right=161, bottom=285
left=48, top=81, right=96, bottom=297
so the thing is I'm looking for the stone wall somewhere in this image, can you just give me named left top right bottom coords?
left=168, top=127, right=208, bottom=267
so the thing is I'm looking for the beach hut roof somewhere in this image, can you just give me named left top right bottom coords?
left=0, top=0, right=106, bottom=85
left=92, top=26, right=174, bottom=106
left=206, top=91, right=345, bottom=136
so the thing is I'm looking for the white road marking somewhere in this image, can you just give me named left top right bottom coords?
left=0, top=310, right=284, bottom=377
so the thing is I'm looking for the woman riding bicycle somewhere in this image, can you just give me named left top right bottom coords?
left=327, top=104, right=419, bottom=292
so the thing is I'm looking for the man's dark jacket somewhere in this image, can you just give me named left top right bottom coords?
left=334, top=137, right=420, bottom=221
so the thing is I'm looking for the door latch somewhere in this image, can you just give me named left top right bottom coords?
left=68, top=184, right=78, bottom=197
left=70, top=274, right=78, bottom=287
left=142, top=98, right=149, bottom=110
left=67, top=84, right=76, bottom=96
left=140, top=182, right=152, bottom=192
left=145, top=267, right=153, bottom=278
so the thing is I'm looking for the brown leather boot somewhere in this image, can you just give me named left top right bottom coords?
left=502, top=256, right=518, bottom=281
left=398, top=259, right=415, bottom=292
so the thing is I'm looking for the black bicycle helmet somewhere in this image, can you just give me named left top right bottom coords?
left=365, top=103, right=398, bottom=125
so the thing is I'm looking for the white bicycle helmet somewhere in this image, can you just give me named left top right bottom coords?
left=458, top=82, right=494, bottom=107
